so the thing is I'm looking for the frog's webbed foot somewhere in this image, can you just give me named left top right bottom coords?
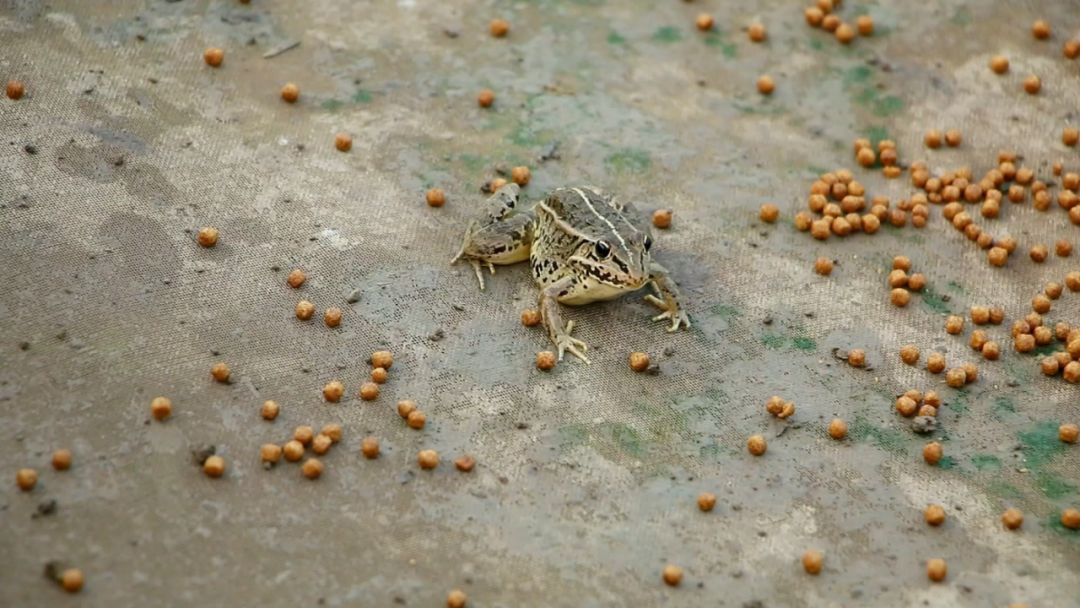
left=645, top=263, right=691, bottom=332
left=540, top=277, right=590, bottom=364
left=645, top=294, right=690, bottom=332
left=554, top=320, right=590, bottom=364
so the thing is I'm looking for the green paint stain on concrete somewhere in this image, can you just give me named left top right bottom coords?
left=987, top=480, right=1024, bottom=500
left=951, top=7, right=973, bottom=25
left=949, top=392, right=970, bottom=414
left=866, top=126, right=889, bottom=147
left=971, top=454, right=1001, bottom=470
left=937, top=455, right=958, bottom=470
left=610, top=423, right=645, bottom=457
left=558, top=423, right=588, bottom=449
left=792, top=337, right=817, bottom=351
left=921, top=285, right=951, bottom=314
left=844, top=65, right=873, bottom=84
left=351, top=89, right=373, bottom=103
left=508, top=123, right=543, bottom=147
left=873, top=95, right=904, bottom=116
left=321, top=99, right=344, bottom=111
left=703, top=32, right=737, bottom=57
left=605, top=148, right=651, bottom=173
left=652, top=26, right=682, bottom=43
left=762, top=333, right=786, bottom=349
left=607, top=31, right=626, bottom=45
left=947, top=281, right=964, bottom=293
left=993, top=396, right=1017, bottom=419
left=1019, top=420, right=1066, bottom=468
left=1035, top=471, right=1077, bottom=499
left=458, top=154, right=487, bottom=171
left=850, top=417, right=908, bottom=454
left=708, top=303, right=741, bottom=318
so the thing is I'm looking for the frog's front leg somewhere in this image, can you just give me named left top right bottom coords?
left=450, top=214, right=533, bottom=290
left=643, top=262, right=691, bottom=332
left=538, top=276, right=590, bottom=364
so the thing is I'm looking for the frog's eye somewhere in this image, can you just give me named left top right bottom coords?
left=594, top=240, right=611, bottom=258
left=506, top=197, right=515, bottom=208
left=643, top=236, right=653, bottom=251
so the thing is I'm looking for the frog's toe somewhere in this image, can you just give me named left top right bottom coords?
left=468, top=260, right=487, bottom=291
left=554, top=331, right=590, bottom=364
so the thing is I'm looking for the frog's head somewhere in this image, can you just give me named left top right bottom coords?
left=568, top=230, right=653, bottom=290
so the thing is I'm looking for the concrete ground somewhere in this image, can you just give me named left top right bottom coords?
left=1, top=1, right=1078, bottom=606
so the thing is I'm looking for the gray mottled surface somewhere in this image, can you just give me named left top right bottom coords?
left=1, top=1, right=1079, bottom=606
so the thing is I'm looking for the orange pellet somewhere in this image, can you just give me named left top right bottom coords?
left=283, top=440, right=304, bottom=462
left=454, top=455, right=476, bottom=472
left=856, top=15, right=874, bottom=36
left=447, top=589, right=468, bottom=608
left=151, top=396, right=173, bottom=421
left=296, top=300, right=315, bottom=320
left=361, top=436, right=380, bottom=459
left=748, top=23, right=766, bottom=42
left=211, top=362, right=231, bottom=383
left=489, top=18, right=510, bottom=38
left=924, top=130, right=942, bottom=149
left=1023, top=75, right=1041, bottom=95
left=1060, top=509, right=1080, bottom=529
left=286, top=268, right=306, bottom=288
left=747, top=434, right=767, bottom=456
left=203, top=47, right=224, bottom=67
left=294, top=425, right=314, bottom=446
left=359, top=382, right=380, bottom=401
left=260, top=443, right=282, bottom=465
left=927, top=558, right=947, bottom=582
left=802, top=550, right=824, bottom=575
left=51, top=449, right=72, bottom=471
left=696, top=14, right=715, bottom=31
left=197, top=227, right=219, bottom=248
left=697, top=492, right=717, bottom=512
left=759, top=203, right=779, bottom=223
left=1060, top=423, right=1079, bottom=443
left=477, top=89, right=495, bottom=108
left=924, top=504, right=946, bottom=526
left=890, top=288, right=910, bottom=307
left=5, top=80, right=25, bottom=100
left=1064, top=128, right=1079, bottom=147
left=536, top=351, right=556, bottom=371
left=280, top=83, right=299, bottom=103
left=828, top=418, right=847, bottom=439
left=426, top=188, right=446, bottom=207
left=302, top=458, right=323, bottom=479
left=652, top=209, right=673, bottom=229
left=990, top=55, right=1009, bottom=74
left=900, top=344, right=920, bottom=365
left=418, top=449, right=439, bottom=470
left=1031, top=20, right=1050, bottom=40
left=203, top=455, right=226, bottom=478
left=756, top=75, right=775, bottom=95
left=370, top=351, right=394, bottom=369
left=662, top=564, right=683, bottom=586
left=407, top=410, right=427, bottom=430
left=835, top=23, right=855, bottom=44
left=815, top=257, right=834, bottom=276
left=334, top=133, right=352, bottom=152
left=923, top=442, right=943, bottom=465
left=324, top=307, right=342, bottom=328
left=371, top=367, right=388, bottom=384
left=1002, top=508, right=1024, bottom=530
left=16, top=468, right=37, bottom=491
left=311, top=433, right=332, bottom=455
left=323, top=380, right=344, bottom=403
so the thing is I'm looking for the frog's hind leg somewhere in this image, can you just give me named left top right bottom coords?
left=450, top=213, right=534, bottom=291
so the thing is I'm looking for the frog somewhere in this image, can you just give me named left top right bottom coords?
left=451, top=183, right=690, bottom=364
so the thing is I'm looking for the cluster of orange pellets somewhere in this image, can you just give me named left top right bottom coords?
left=803, top=0, right=873, bottom=45
left=898, top=343, right=977, bottom=388
left=794, top=168, right=899, bottom=241
left=284, top=268, right=346, bottom=329
left=894, top=389, right=943, bottom=419
left=1015, top=276, right=1080, bottom=383
left=887, top=255, right=927, bottom=308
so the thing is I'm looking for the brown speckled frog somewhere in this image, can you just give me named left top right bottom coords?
left=451, top=183, right=690, bottom=364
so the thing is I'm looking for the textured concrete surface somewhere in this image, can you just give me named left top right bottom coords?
left=1, top=1, right=1079, bottom=606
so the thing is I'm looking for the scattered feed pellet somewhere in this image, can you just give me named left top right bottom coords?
left=747, top=434, right=767, bottom=456
left=489, top=18, right=509, bottom=37
left=989, top=55, right=1009, bottom=74
left=361, top=437, right=380, bottom=459
left=759, top=203, right=779, bottom=223
left=520, top=309, right=541, bottom=327
left=283, top=440, right=304, bottom=462
left=802, top=550, right=823, bottom=575
left=407, top=410, right=426, bottom=430
left=454, top=455, right=476, bottom=472
left=6, top=80, right=25, bottom=99
left=477, top=89, right=495, bottom=108
left=203, top=47, right=224, bottom=67
left=323, top=381, right=344, bottom=403
left=211, top=362, right=230, bottom=383
left=286, top=269, right=306, bottom=288
left=334, top=133, right=352, bottom=152
left=196, top=226, right=219, bottom=247
left=1060, top=423, right=1079, bottom=444
left=359, top=382, right=380, bottom=401
left=756, top=75, right=775, bottom=95
left=261, top=443, right=282, bottom=465
left=652, top=208, right=673, bottom=229
left=371, top=367, right=388, bottom=384
left=261, top=400, right=279, bottom=420
left=1031, top=19, right=1050, bottom=39
left=280, top=83, right=299, bottom=103
left=924, top=504, right=946, bottom=526
left=16, top=468, right=37, bottom=491
left=151, top=396, right=173, bottom=421
left=662, top=564, right=683, bottom=586
left=418, top=449, right=439, bottom=470
left=302, top=458, right=323, bottom=480
left=748, top=23, right=766, bottom=42
left=629, top=352, right=651, bottom=372
left=203, top=455, right=225, bottom=478
left=1061, top=509, right=1080, bottom=529
left=447, top=589, right=467, bottom=608
left=697, top=492, right=716, bottom=512
left=926, top=558, right=947, bottom=582
left=311, top=434, right=332, bottom=456
left=426, top=188, right=446, bottom=207
left=296, top=300, right=315, bottom=320
left=370, top=350, right=394, bottom=369
left=945, top=315, right=964, bottom=335
left=294, top=425, right=314, bottom=446
left=60, top=568, right=84, bottom=593
left=847, top=349, right=865, bottom=368
left=828, top=418, right=847, bottom=439
left=324, top=307, right=342, bottom=327
left=1023, top=75, right=1041, bottom=95
left=890, top=288, right=910, bottom=307
left=923, top=442, right=943, bottom=465
left=51, top=449, right=72, bottom=471
left=696, top=14, right=714, bottom=31
left=397, top=400, right=417, bottom=418
left=900, top=344, right=920, bottom=365
left=536, top=351, right=556, bottom=371
left=856, top=15, right=873, bottom=36
left=1001, top=508, right=1024, bottom=530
